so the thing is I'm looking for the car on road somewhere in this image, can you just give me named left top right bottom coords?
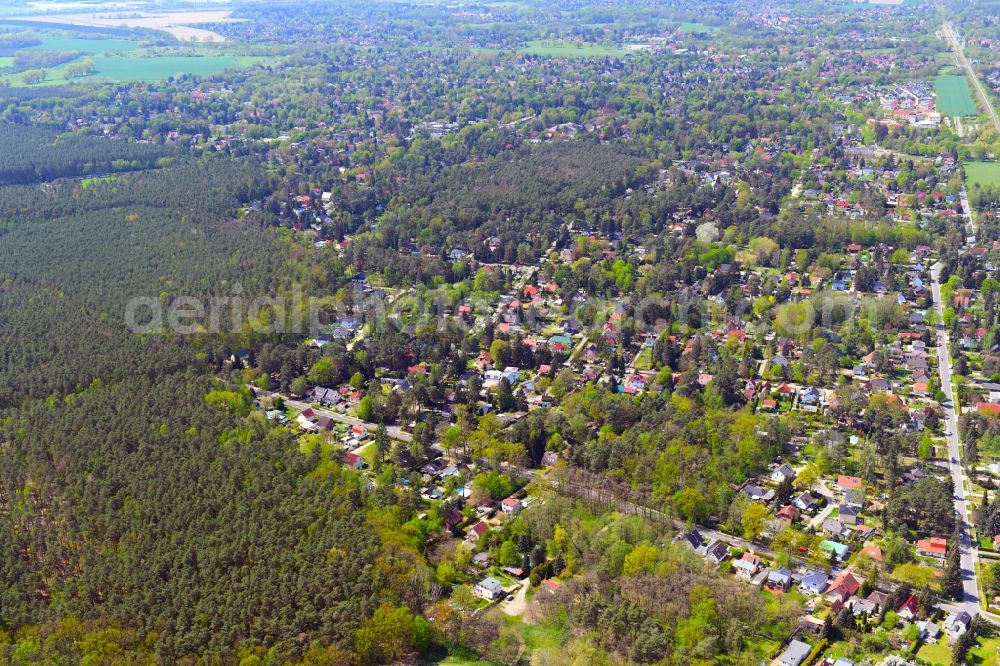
left=951, top=456, right=958, bottom=464
left=505, top=594, right=514, bottom=602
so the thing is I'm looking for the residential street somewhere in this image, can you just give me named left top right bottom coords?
left=931, top=260, right=982, bottom=618
left=252, top=388, right=414, bottom=442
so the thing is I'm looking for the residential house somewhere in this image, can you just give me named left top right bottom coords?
left=733, top=552, right=761, bottom=581
left=799, top=570, right=829, bottom=596
left=839, top=505, right=858, bottom=525
left=862, top=544, right=883, bottom=562
left=844, top=488, right=864, bottom=509
left=501, top=497, right=523, bottom=516
left=917, top=620, right=941, bottom=643
left=949, top=612, right=972, bottom=642
left=852, top=597, right=878, bottom=616
left=917, top=537, right=947, bottom=559
left=825, top=572, right=860, bottom=603
left=344, top=452, right=367, bottom=470
left=466, top=521, right=490, bottom=542
left=776, top=505, right=801, bottom=524
left=473, top=577, right=505, bottom=601
left=705, top=542, right=730, bottom=565
left=837, top=475, right=863, bottom=491
left=898, top=593, right=920, bottom=620
left=793, top=492, right=818, bottom=511
left=741, top=485, right=775, bottom=503
left=766, top=568, right=793, bottom=593
left=680, top=530, right=707, bottom=556
left=775, top=640, right=811, bottom=666
left=312, top=386, right=342, bottom=405
left=771, top=464, right=796, bottom=484
left=822, top=518, right=848, bottom=538
left=820, top=540, right=850, bottom=562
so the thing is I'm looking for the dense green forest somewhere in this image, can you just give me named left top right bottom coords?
left=0, top=129, right=373, bottom=660
left=0, top=125, right=173, bottom=185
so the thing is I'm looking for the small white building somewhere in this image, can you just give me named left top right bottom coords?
left=501, top=497, right=523, bottom=515
left=474, top=577, right=504, bottom=601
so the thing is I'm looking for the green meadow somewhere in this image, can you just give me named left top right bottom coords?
left=519, top=39, right=629, bottom=57
left=27, top=36, right=139, bottom=54
left=5, top=53, right=263, bottom=86
left=677, top=22, right=719, bottom=33
left=965, top=161, right=1000, bottom=189
left=936, top=74, right=978, bottom=116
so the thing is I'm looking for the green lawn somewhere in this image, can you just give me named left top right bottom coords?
left=519, top=40, right=629, bottom=58
left=936, top=74, right=978, bottom=116
left=890, top=562, right=941, bottom=591
left=634, top=348, right=653, bottom=371
left=971, top=636, right=1000, bottom=664
left=917, top=640, right=951, bottom=665
left=965, top=161, right=1000, bottom=189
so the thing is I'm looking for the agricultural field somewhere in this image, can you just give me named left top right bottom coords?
left=4, top=52, right=262, bottom=86
left=24, top=36, right=139, bottom=53
left=518, top=39, right=630, bottom=57
left=965, top=161, right=1000, bottom=189
left=936, top=74, right=979, bottom=116
left=3, top=8, right=237, bottom=42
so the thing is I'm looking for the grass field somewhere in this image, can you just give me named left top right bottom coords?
left=27, top=36, right=139, bottom=54
left=82, top=55, right=262, bottom=82
left=936, top=74, right=979, bottom=116
left=677, top=22, right=719, bottom=33
left=5, top=53, right=262, bottom=86
left=965, top=161, right=1000, bottom=189
left=917, top=640, right=951, bottom=665
left=519, top=39, right=629, bottom=57
left=972, top=637, right=1000, bottom=664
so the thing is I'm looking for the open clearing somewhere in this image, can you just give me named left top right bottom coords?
left=4, top=53, right=262, bottom=86
left=519, top=39, right=629, bottom=57
left=936, top=74, right=978, bottom=116
left=6, top=9, right=241, bottom=42
left=965, top=161, right=1000, bottom=189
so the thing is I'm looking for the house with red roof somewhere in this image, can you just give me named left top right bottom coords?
left=825, top=572, right=860, bottom=603
left=978, top=403, right=1000, bottom=416
left=344, top=452, right=366, bottom=470
left=466, top=521, right=490, bottom=542
left=917, top=537, right=947, bottom=559
left=837, top=475, right=863, bottom=490
left=898, top=593, right=920, bottom=620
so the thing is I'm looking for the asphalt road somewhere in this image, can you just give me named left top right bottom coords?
left=942, top=22, right=1000, bottom=133
left=931, top=261, right=982, bottom=617
left=253, top=388, right=414, bottom=442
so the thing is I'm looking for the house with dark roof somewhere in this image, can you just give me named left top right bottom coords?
left=766, top=568, right=792, bottom=592
left=705, top=541, right=730, bottom=565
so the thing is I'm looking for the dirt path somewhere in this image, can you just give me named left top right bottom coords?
left=501, top=583, right=529, bottom=618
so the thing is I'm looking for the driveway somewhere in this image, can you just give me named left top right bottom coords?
left=501, top=583, right=528, bottom=618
